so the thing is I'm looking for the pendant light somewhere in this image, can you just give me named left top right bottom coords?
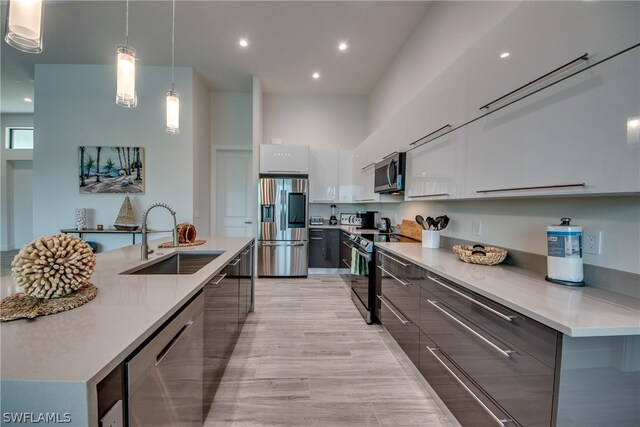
left=166, top=0, right=179, bottom=134
left=116, top=0, right=137, bottom=108
left=4, top=0, right=44, bottom=54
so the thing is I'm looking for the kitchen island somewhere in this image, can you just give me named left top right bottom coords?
left=0, top=236, right=254, bottom=426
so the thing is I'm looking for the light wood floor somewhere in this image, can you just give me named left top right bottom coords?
left=205, top=275, right=455, bottom=427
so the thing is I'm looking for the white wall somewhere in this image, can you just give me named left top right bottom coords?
left=367, top=1, right=519, bottom=133
left=192, top=71, right=211, bottom=236
left=33, top=64, right=195, bottom=251
left=263, top=94, right=367, bottom=150
left=372, top=196, right=640, bottom=275
left=1, top=113, right=34, bottom=250
left=210, top=92, right=252, bottom=148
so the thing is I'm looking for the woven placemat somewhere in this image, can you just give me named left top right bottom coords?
left=0, top=283, right=98, bottom=322
left=157, top=239, right=206, bottom=248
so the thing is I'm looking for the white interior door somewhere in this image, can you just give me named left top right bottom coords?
left=8, top=160, right=33, bottom=249
left=216, top=150, right=253, bottom=237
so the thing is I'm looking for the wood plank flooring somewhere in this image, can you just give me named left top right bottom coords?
left=205, top=275, right=455, bottom=427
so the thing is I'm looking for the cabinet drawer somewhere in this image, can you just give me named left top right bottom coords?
left=377, top=250, right=422, bottom=281
left=419, top=332, right=515, bottom=427
left=378, top=264, right=420, bottom=324
left=421, top=295, right=554, bottom=427
left=419, top=273, right=557, bottom=368
left=379, top=295, right=419, bottom=366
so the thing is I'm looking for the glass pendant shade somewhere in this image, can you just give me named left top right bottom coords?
left=166, top=90, right=180, bottom=134
left=4, top=0, right=44, bottom=54
left=116, top=45, right=137, bottom=108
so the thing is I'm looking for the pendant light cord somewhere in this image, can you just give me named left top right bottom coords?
left=171, top=0, right=175, bottom=90
left=125, top=0, right=129, bottom=46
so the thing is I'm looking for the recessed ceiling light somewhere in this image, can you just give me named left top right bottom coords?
left=628, top=118, right=639, bottom=129
left=238, top=38, right=249, bottom=48
left=23, top=97, right=32, bottom=102
left=312, top=72, right=320, bottom=79
left=338, top=42, right=348, bottom=51
left=500, top=52, right=510, bottom=59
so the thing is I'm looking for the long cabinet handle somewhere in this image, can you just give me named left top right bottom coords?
left=407, top=193, right=449, bottom=199
left=477, top=182, right=585, bottom=194
left=156, top=320, right=194, bottom=365
left=377, top=295, right=410, bottom=325
left=382, top=151, right=398, bottom=159
left=354, top=199, right=376, bottom=202
left=341, top=259, right=351, bottom=268
left=377, top=265, right=411, bottom=287
left=427, top=300, right=514, bottom=358
left=479, top=52, right=589, bottom=110
left=310, top=237, right=324, bottom=240
left=409, top=124, right=452, bottom=147
left=268, top=170, right=302, bottom=173
left=229, top=258, right=241, bottom=266
left=427, top=276, right=515, bottom=322
left=311, top=199, right=336, bottom=202
left=425, top=346, right=510, bottom=427
left=210, top=273, right=227, bottom=286
left=361, top=163, right=376, bottom=171
left=341, top=241, right=353, bottom=249
left=379, top=251, right=410, bottom=267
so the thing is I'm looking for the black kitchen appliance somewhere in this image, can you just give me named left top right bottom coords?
left=346, top=232, right=419, bottom=324
left=374, top=152, right=406, bottom=194
left=356, top=210, right=377, bottom=229
left=378, top=217, right=391, bottom=233
left=329, top=204, right=338, bottom=225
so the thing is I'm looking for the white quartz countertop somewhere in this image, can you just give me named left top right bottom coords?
left=0, top=236, right=253, bottom=385
left=375, top=243, right=640, bottom=338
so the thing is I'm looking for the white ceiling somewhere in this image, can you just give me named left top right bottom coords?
left=1, top=1, right=431, bottom=113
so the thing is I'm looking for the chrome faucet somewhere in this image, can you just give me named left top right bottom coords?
left=141, top=203, right=178, bottom=260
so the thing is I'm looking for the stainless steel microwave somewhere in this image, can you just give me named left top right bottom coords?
left=374, top=152, right=406, bottom=194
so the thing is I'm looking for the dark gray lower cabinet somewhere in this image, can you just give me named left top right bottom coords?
left=339, top=231, right=352, bottom=270
left=419, top=332, right=513, bottom=427
left=309, top=228, right=340, bottom=268
left=203, top=243, right=254, bottom=418
left=379, top=294, right=420, bottom=366
left=376, top=248, right=559, bottom=427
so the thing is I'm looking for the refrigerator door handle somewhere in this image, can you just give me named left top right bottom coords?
left=281, top=189, right=287, bottom=231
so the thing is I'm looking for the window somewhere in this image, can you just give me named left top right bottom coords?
left=7, top=128, right=34, bottom=149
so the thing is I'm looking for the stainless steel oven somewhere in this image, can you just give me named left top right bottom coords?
left=346, top=232, right=419, bottom=324
left=374, top=152, right=406, bottom=194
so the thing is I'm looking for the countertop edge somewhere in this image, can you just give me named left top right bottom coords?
left=374, top=243, right=640, bottom=338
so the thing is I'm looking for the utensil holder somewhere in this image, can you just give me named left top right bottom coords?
left=422, top=230, right=440, bottom=248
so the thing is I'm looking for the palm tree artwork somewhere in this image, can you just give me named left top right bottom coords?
left=79, top=146, right=144, bottom=194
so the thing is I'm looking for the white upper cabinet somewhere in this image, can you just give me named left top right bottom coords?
left=465, top=46, right=640, bottom=198
left=407, top=54, right=469, bottom=148
left=259, top=144, right=310, bottom=174
left=352, top=133, right=381, bottom=203
left=309, top=149, right=339, bottom=203
left=338, top=150, right=356, bottom=203
left=467, top=2, right=639, bottom=122
left=378, top=104, right=409, bottom=157
left=405, top=56, right=469, bottom=201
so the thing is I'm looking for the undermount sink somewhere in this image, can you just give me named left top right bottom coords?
left=122, top=252, right=224, bottom=275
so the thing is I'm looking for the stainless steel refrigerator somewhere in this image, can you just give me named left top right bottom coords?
left=258, top=177, right=308, bottom=277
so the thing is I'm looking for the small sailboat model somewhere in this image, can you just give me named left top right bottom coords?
left=114, top=196, right=139, bottom=231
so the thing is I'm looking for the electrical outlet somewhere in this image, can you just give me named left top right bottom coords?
left=472, top=220, right=482, bottom=236
left=100, top=400, right=123, bottom=427
left=584, top=230, right=602, bottom=255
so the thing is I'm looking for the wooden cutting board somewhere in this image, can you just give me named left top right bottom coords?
left=398, top=219, right=423, bottom=241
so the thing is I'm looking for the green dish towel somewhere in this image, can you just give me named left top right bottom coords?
left=351, top=248, right=359, bottom=274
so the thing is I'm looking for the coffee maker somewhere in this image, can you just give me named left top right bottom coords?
left=329, top=205, right=338, bottom=225
left=356, top=211, right=377, bottom=229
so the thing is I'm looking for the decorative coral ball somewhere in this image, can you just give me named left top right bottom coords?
left=10, top=234, right=96, bottom=299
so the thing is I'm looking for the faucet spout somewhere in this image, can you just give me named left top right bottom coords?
left=141, top=203, right=178, bottom=260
